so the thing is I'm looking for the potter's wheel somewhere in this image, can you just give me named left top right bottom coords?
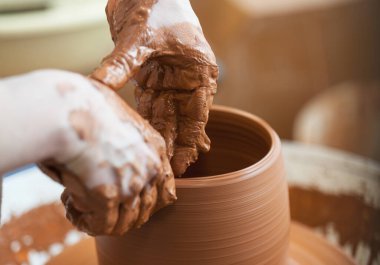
left=47, top=222, right=355, bottom=265
left=1, top=161, right=357, bottom=265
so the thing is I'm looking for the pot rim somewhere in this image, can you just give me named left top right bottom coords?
left=176, top=105, right=281, bottom=188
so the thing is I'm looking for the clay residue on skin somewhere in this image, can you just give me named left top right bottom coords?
left=56, top=82, right=76, bottom=96
left=90, top=78, right=177, bottom=208
left=91, top=0, right=218, bottom=176
left=68, top=110, right=96, bottom=142
left=40, top=80, right=176, bottom=236
left=289, top=187, right=380, bottom=264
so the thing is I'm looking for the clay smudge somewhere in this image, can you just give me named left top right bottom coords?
left=90, top=0, right=218, bottom=176
left=56, top=82, right=76, bottom=97
left=68, top=110, right=96, bottom=142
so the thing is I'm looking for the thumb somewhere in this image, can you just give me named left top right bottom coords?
left=90, top=41, right=154, bottom=90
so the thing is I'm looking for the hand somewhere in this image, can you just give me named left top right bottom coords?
left=91, top=0, right=219, bottom=176
left=32, top=70, right=176, bottom=236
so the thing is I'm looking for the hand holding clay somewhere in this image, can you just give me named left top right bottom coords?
left=91, top=0, right=218, bottom=176
left=0, top=70, right=176, bottom=236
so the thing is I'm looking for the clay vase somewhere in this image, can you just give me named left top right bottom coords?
left=95, top=105, right=290, bottom=265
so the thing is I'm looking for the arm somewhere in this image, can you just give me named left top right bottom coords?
left=0, top=70, right=176, bottom=235
left=0, top=71, right=78, bottom=174
left=0, top=70, right=75, bottom=222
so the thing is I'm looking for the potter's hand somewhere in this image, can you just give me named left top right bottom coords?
left=0, top=70, right=176, bottom=236
left=91, top=0, right=218, bottom=176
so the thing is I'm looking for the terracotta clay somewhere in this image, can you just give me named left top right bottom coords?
left=91, top=0, right=219, bottom=176
left=95, top=105, right=291, bottom=265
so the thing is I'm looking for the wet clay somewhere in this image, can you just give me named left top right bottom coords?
left=95, top=106, right=291, bottom=265
left=33, top=73, right=176, bottom=236
left=91, top=0, right=219, bottom=176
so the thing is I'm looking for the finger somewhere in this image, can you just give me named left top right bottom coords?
left=63, top=184, right=121, bottom=236
left=90, top=35, right=154, bottom=90
left=170, top=88, right=214, bottom=176
left=115, top=172, right=145, bottom=233
left=178, top=87, right=213, bottom=152
left=61, top=190, right=93, bottom=234
left=149, top=60, right=218, bottom=91
left=162, top=64, right=207, bottom=91
left=177, top=86, right=213, bottom=124
left=90, top=50, right=135, bottom=90
left=155, top=169, right=177, bottom=208
left=135, top=87, right=158, bottom=121
left=58, top=160, right=122, bottom=235
left=171, top=147, right=198, bottom=176
left=110, top=165, right=155, bottom=235
left=176, top=118, right=210, bottom=153
left=135, top=183, right=158, bottom=228
left=111, top=196, right=140, bottom=235
left=89, top=184, right=121, bottom=235
left=149, top=91, right=178, bottom=159
left=134, top=59, right=162, bottom=90
left=62, top=193, right=91, bottom=233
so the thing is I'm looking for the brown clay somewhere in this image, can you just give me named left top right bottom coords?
left=91, top=0, right=219, bottom=176
left=95, top=105, right=291, bottom=265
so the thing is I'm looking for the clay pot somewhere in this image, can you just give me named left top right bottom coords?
left=95, top=105, right=290, bottom=265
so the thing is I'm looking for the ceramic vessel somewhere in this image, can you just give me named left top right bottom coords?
left=96, top=105, right=290, bottom=265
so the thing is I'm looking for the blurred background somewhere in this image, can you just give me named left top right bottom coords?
left=190, top=0, right=380, bottom=161
left=1, top=0, right=379, bottom=160
left=0, top=0, right=379, bottom=264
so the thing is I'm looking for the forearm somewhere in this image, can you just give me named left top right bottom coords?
left=0, top=84, right=61, bottom=173
left=0, top=70, right=85, bottom=174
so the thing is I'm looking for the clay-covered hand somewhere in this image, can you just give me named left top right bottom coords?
left=91, top=0, right=218, bottom=176
left=34, top=70, right=176, bottom=236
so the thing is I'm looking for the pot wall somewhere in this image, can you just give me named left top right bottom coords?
left=96, top=106, right=290, bottom=265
